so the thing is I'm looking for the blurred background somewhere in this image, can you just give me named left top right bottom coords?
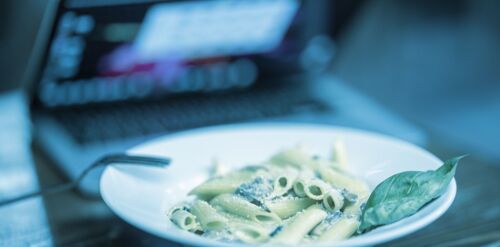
left=2, top=0, right=499, bottom=161
left=0, top=0, right=499, bottom=246
left=333, top=0, right=500, bottom=162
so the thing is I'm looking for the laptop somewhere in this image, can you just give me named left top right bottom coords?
left=26, top=0, right=426, bottom=197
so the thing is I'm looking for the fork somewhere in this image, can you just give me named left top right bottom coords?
left=0, top=153, right=171, bottom=207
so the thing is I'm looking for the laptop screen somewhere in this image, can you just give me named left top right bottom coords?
left=36, top=0, right=325, bottom=107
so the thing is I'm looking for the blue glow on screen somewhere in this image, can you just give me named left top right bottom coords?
left=134, top=0, right=299, bottom=61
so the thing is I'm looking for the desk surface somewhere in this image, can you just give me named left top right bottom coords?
left=1, top=135, right=497, bottom=247
left=1, top=91, right=499, bottom=247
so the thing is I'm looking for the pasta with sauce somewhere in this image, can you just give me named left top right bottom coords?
left=167, top=144, right=369, bottom=244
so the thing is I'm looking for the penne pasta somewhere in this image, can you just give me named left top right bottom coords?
left=322, top=188, right=345, bottom=212
left=170, top=209, right=199, bottom=232
left=315, top=165, right=370, bottom=198
left=188, top=170, right=256, bottom=200
left=265, top=197, right=315, bottom=219
left=210, top=194, right=281, bottom=224
left=189, top=200, right=228, bottom=230
left=209, top=158, right=230, bottom=177
left=271, top=147, right=368, bottom=196
left=272, top=204, right=327, bottom=245
left=318, top=217, right=360, bottom=242
left=330, top=139, right=349, bottom=171
left=311, top=211, right=342, bottom=237
left=272, top=168, right=299, bottom=197
left=169, top=142, right=371, bottom=245
left=304, top=179, right=329, bottom=201
left=230, top=222, right=270, bottom=244
left=270, top=147, right=316, bottom=169
left=292, top=178, right=307, bottom=197
left=343, top=196, right=367, bottom=217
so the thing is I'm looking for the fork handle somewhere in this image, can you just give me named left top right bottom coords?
left=0, top=182, right=76, bottom=207
left=0, top=154, right=170, bottom=207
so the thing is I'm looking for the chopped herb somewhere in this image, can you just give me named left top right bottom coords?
left=235, top=177, right=273, bottom=206
left=325, top=211, right=342, bottom=223
left=360, top=202, right=366, bottom=211
left=270, top=226, right=283, bottom=237
left=341, top=189, right=358, bottom=203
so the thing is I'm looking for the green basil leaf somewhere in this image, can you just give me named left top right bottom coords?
left=359, top=156, right=464, bottom=233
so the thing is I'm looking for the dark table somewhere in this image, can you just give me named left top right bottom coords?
left=18, top=134, right=500, bottom=246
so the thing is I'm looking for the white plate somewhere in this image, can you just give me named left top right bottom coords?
left=100, top=123, right=456, bottom=247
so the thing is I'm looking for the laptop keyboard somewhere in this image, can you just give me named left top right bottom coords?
left=50, top=84, right=329, bottom=144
